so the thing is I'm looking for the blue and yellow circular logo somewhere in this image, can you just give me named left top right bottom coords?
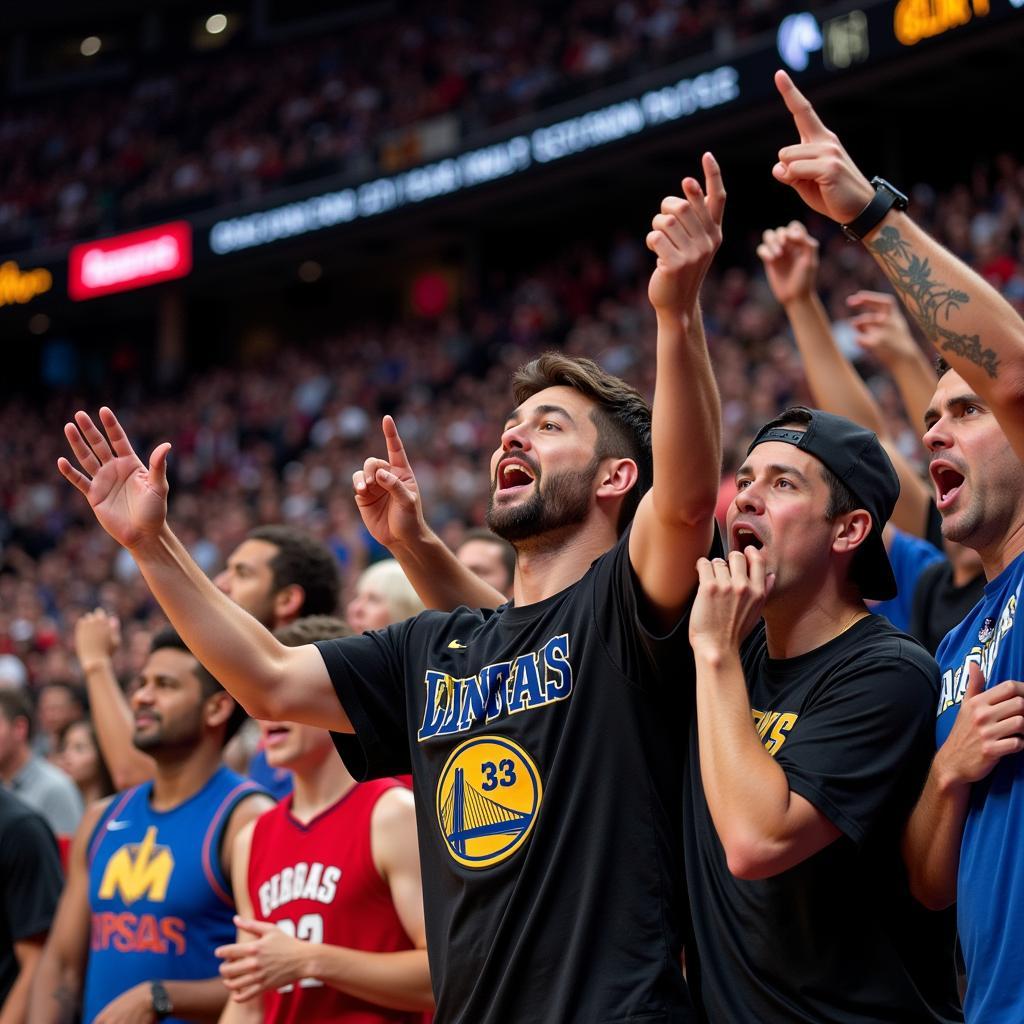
left=435, top=736, right=542, bottom=869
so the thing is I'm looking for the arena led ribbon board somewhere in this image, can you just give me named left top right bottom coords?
left=68, top=222, right=193, bottom=301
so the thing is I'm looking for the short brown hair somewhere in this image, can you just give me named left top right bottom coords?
left=511, top=353, right=652, bottom=532
left=247, top=525, right=341, bottom=616
left=0, top=689, right=33, bottom=741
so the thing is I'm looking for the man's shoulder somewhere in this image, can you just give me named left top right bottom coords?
left=0, top=786, right=47, bottom=831
left=26, top=754, right=79, bottom=794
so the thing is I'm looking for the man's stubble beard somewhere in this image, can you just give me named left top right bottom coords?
left=486, top=455, right=600, bottom=546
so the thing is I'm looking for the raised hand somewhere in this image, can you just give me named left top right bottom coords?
left=847, top=290, right=921, bottom=367
left=773, top=70, right=874, bottom=225
left=935, top=662, right=1024, bottom=786
left=352, top=415, right=427, bottom=550
left=58, top=408, right=171, bottom=550
left=74, top=608, right=121, bottom=667
left=647, top=151, right=725, bottom=317
left=689, top=548, right=775, bottom=658
left=757, top=220, right=820, bottom=306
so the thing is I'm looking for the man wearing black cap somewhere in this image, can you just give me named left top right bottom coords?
left=683, top=405, right=961, bottom=1022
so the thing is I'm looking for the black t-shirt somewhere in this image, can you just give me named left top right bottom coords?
left=0, top=788, right=63, bottom=1005
left=683, top=616, right=962, bottom=1023
left=908, top=560, right=986, bottom=655
left=318, top=530, right=698, bottom=1024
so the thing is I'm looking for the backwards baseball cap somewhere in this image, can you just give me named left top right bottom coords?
left=747, top=408, right=900, bottom=601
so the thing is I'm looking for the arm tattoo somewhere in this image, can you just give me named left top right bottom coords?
left=868, top=225, right=999, bottom=379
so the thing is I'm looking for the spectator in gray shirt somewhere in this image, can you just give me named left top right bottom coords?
left=0, top=691, right=82, bottom=837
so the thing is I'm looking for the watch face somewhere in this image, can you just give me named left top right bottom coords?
left=151, top=983, right=172, bottom=1016
left=870, top=176, right=909, bottom=208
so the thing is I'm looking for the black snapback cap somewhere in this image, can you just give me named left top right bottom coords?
left=747, top=408, right=900, bottom=601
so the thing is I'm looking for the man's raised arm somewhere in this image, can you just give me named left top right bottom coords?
left=628, top=152, right=723, bottom=627
left=57, top=409, right=346, bottom=731
left=757, top=220, right=931, bottom=537
left=773, top=69, right=1024, bottom=462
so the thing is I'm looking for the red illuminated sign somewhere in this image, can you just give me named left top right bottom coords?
left=69, top=222, right=192, bottom=300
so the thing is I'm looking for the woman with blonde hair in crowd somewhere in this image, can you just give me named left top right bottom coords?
left=346, top=559, right=425, bottom=632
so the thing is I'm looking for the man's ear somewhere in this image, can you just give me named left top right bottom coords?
left=204, top=690, right=237, bottom=732
left=273, top=583, right=305, bottom=623
left=831, top=509, right=873, bottom=556
left=595, top=458, right=639, bottom=503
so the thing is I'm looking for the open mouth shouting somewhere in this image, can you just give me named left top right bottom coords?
left=495, top=456, right=538, bottom=497
left=731, top=522, right=765, bottom=553
left=930, top=459, right=966, bottom=512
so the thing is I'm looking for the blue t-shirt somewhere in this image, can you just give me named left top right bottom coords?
left=935, top=550, right=1024, bottom=1022
left=871, top=529, right=944, bottom=632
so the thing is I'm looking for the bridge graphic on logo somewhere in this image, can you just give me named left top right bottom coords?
left=440, top=768, right=532, bottom=857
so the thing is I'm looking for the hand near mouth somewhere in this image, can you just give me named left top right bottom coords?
left=689, top=548, right=776, bottom=658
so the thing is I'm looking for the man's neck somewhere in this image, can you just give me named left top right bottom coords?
left=149, top=744, right=224, bottom=811
left=290, top=753, right=358, bottom=825
left=0, top=745, right=31, bottom=785
left=763, top=589, right=869, bottom=660
left=511, top=525, right=617, bottom=607
left=977, top=517, right=1024, bottom=582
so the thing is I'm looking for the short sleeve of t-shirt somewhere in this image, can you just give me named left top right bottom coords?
left=589, top=523, right=722, bottom=691
left=316, top=623, right=413, bottom=780
left=772, top=637, right=938, bottom=845
left=0, top=806, right=62, bottom=941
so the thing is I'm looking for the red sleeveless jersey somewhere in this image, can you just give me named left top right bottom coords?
left=248, top=778, right=423, bottom=1024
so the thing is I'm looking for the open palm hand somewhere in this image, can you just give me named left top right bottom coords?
left=58, top=407, right=171, bottom=550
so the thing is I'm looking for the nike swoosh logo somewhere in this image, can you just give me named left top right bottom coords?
left=447, top=640, right=467, bottom=649
left=107, top=820, right=131, bottom=831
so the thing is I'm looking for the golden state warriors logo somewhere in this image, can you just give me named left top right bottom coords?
left=436, top=736, right=542, bottom=869
left=99, top=826, right=174, bottom=904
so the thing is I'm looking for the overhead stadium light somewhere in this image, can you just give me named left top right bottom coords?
left=80, top=36, right=102, bottom=57
left=777, top=13, right=822, bottom=71
left=205, top=13, right=228, bottom=35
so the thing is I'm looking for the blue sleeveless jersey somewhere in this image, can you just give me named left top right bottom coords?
left=83, top=765, right=263, bottom=1023
left=935, top=550, right=1024, bottom=1022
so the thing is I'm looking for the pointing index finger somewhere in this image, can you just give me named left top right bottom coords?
left=382, top=415, right=411, bottom=471
left=775, top=70, right=830, bottom=143
left=702, top=152, right=726, bottom=225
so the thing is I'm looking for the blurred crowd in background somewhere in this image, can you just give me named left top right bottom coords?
left=0, top=0, right=790, bottom=250
left=1, top=149, right=1022, bottom=706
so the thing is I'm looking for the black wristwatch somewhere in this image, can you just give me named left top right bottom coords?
left=842, top=177, right=909, bottom=241
left=150, top=980, right=173, bottom=1020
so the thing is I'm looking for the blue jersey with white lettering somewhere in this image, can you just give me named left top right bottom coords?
left=83, top=766, right=264, bottom=1024
left=935, top=550, right=1024, bottom=1022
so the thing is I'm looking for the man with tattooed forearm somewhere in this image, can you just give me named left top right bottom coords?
left=773, top=69, right=1024, bottom=1023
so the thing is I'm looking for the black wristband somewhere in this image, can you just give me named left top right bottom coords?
left=842, top=177, right=909, bottom=242
left=150, top=980, right=173, bottom=1020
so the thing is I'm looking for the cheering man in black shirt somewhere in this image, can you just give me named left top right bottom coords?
left=55, top=156, right=725, bottom=1024
left=684, top=408, right=961, bottom=1022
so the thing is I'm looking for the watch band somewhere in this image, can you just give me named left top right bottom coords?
left=150, top=980, right=173, bottom=1020
left=842, top=177, right=909, bottom=242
